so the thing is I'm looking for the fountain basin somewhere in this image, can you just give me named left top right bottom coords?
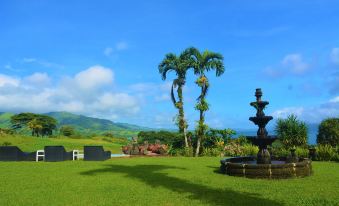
left=220, top=156, right=312, bottom=179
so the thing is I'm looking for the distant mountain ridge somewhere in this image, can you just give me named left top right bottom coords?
left=0, top=111, right=151, bottom=137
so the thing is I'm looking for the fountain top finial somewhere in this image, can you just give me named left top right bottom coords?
left=255, top=88, right=262, bottom=102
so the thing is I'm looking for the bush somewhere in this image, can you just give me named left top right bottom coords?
left=0, top=128, right=14, bottom=135
left=295, top=147, right=309, bottom=158
left=316, top=144, right=337, bottom=161
left=241, top=144, right=259, bottom=156
left=204, top=128, right=236, bottom=147
left=270, top=147, right=289, bottom=157
left=317, top=118, right=339, bottom=147
left=1, top=141, right=12, bottom=146
left=275, top=114, right=308, bottom=148
left=202, top=147, right=222, bottom=157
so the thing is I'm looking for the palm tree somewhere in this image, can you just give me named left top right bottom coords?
left=159, top=52, right=191, bottom=148
left=183, top=47, right=225, bottom=156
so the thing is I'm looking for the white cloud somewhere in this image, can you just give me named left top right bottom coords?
left=74, top=65, right=114, bottom=89
left=262, top=66, right=283, bottom=78
left=263, top=53, right=310, bottom=78
left=154, top=113, right=175, bottom=128
left=271, top=107, right=305, bottom=119
left=155, top=93, right=171, bottom=102
left=329, top=96, right=339, bottom=103
left=330, top=48, right=339, bottom=65
left=23, top=58, right=37, bottom=63
left=23, top=58, right=64, bottom=69
left=271, top=98, right=339, bottom=123
left=24, top=72, right=51, bottom=85
left=103, top=42, right=128, bottom=57
left=0, top=65, right=140, bottom=121
left=0, top=74, right=20, bottom=87
left=129, top=82, right=171, bottom=94
left=282, top=54, right=310, bottom=75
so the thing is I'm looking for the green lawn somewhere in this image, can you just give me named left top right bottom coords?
left=0, top=157, right=338, bottom=206
left=0, top=134, right=124, bottom=153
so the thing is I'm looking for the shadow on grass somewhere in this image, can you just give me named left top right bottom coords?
left=80, top=164, right=283, bottom=206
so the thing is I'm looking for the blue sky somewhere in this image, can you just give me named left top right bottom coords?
left=0, top=0, right=338, bottom=130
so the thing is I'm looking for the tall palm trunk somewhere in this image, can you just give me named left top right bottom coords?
left=177, top=85, right=189, bottom=148
left=195, top=83, right=206, bottom=156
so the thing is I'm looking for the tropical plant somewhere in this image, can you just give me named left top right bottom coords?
left=159, top=52, right=191, bottom=148
left=317, top=118, right=339, bottom=147
left=183, top=47, right=225, bottom=156
left=205, top=128, right=235, bottom=146
left=275, top=114, right=308, bottom=148
left=316, top=144, right=338, bottom=161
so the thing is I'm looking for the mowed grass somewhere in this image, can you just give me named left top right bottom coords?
left=0, top=157, right=338, bottom=206
left=0, top=134, right=124, bottom=153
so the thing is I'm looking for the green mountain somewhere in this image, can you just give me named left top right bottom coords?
left=0, top=112, right=13, bottom=128
left=0, top=111, right=150, bottom=138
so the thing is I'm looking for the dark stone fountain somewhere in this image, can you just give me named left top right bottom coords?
left=247, top=88, right=276, bottom=164
left=220, top=88, right=312, bottom=179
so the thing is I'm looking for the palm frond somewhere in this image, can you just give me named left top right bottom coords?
left=158, top=53, right=178, bottom=80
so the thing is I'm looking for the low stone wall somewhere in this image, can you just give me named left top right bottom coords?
left=220, top=156, right=312, bottom=179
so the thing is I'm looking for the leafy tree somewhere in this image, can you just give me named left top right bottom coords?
left=317, top=118, right=339, bottom=147
left=10, top=113, right=36, bottom=129
left=275, top=114, right=308, bottom=148
left=183, top=47, right=225, bottom=156
left=27, top=118, right=43, bottom=137
left=159, top=52, right=191, bottom=148
left=11, top=113, right=57, bottom=137
left=60, top=125, right=75, bottom=137
left=204, top=128, right=236, bottom=148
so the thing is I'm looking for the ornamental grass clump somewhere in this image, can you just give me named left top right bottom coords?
left=275, top=114, right=308, bottom=149
left=316, top=144, right=338, bottom=161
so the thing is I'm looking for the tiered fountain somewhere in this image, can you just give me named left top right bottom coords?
left=220, top=88, right=312, bottom=178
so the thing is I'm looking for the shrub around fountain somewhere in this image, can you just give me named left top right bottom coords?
left=316, top=144, right=339, bottom=161
left=275, top=114, right=308, bottom=149
left=317, top=118, right=339, bottom=147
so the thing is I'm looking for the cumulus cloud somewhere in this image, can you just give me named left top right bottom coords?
left=24, top=72, right=51, bottom=85
left=155, top=94, right=171, bottom=102
left=74, top=65, right=114, bottom=89
left=0, top=74, right=20, bottom=87
left=0, top=65, right=140, bottom=120
left=282, top=54, right=310, bottom=75
left=263, top=53, right=310, bottom=78
left=271, top=97, right=339, bottom=123
left=329, top=96, right=339, bottom=103
left=330, top=48, right=339, bottom=65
